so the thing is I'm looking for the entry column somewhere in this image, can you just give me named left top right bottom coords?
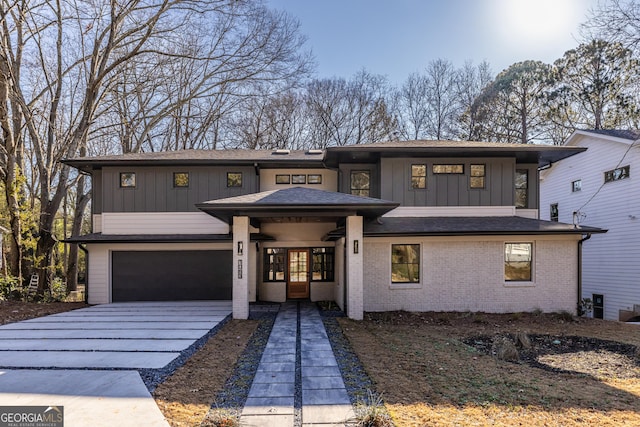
left=232, top=216, right=250, bottom=319
left=345, top=215, right=363, bottom=320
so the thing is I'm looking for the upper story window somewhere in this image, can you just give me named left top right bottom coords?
left=515, top=169, right=528, bottom=208
left=433, top=164, right=464, bottom=174
left=307, top=174, right=322, bottom=184
left=505, top=242, right=533, bottom=282
left=604, top=165, right=630, bottom=183
left=411, top=164, right=427, bottom=189
left=350, top=170, right=370, bottom=197
left=572, top=179, right=582, bottom=192
left=173, top=172, right=189, bottom=188
left=470, top=164, right=485, bottom=189
left=391, top=244, right=420, bottom=283
left=550, top=203, right=558, bottom=222
left=292, top=174, right=306, bottom=184
left=227, top=172, right=243, bottom=187
left=120, top=172, right=136, bottom=188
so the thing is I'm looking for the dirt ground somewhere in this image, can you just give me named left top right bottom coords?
left=338, top=311, right=640, bottom=427
left=0, top=300, right=87, bottom=324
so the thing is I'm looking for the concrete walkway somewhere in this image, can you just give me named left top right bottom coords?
left=241, top=302, right=355, bottom=427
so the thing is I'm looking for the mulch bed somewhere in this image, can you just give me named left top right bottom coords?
left=465, top=334, right=640, bottom=379
left=0, top=301, right=87, bottom=325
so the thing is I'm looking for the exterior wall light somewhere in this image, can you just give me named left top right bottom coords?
left=353, top=239, right=359, bottom=254
left=237, top=241, right=243, bottom=255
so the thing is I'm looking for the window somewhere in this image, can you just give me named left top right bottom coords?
left=433, top=164, right=464, bottom=174
left=307, top=174, right=322, bottom=184
left=263, top=248, right=286, bottom=281
left=292, top=174, right=306, bottom=184
left=411, top=164, right=427, bottom=189
left=470, top=164, right=485, bottom=189
left=276, top=174, right=290, bottom=184
left=391, top=244, right=420, bottom=283
left=550, top=203, right=558, bottom=222
left=604, top=165, right=630, bottom=183
left=515, top=169, right=528, bottom=208
left=173, top=172, right=189, bottom=188
left=350, top=170, right=370, bottom=197
left=120, top=172, right=136, bottom=188
left=505, top=243, right=532, bottom=281
left=572, top=179, right=582, bottom=192
left=312, top=248, right=334, bottom=281
left=227, top=172, right=243, bottom=187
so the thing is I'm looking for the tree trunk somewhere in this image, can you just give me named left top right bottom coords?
left=65, top=175, right=89, bottom=294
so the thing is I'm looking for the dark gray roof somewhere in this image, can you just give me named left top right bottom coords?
left=197, top=187, right=399, bottom=225
left=579, top=129, right=640, bottom=141
left=63, top=232, right=274, bottom=243
left=62, top=149, right=325, bottom=172
left=323, top=139, right=585, bottom=167
left=324, top=216, right=606, bottom=239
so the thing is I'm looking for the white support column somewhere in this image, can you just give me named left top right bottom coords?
left=232, top=216, right=250, bottom=319
left=345, top=215, right=364, bottom=320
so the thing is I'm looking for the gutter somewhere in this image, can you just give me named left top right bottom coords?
left=78, top=244, right=89, bottom=304
left=577, top=234, right=592, bottom=315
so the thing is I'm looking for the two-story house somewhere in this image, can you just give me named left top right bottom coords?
left=541, top=130, right=638, bottom=321
left=64, top=140, right=603, bottom=320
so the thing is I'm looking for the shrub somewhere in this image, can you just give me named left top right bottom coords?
left=352, top=389, right=393, bottom=427
left=0, top=276, right=24, bottom=301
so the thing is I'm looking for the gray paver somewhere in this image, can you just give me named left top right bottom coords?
left=0, top=338, right=194, bottom=352
left=0, top=350, right=179, bottom=369
left=302, top=404, right=356, bottom=424
left=241, top=414, right=294, bottom=427
left=0, top=321, right=219, bottom=329
left=302, top=388, right=351, bottom=405
left=0, top=329, right=209, bottom=339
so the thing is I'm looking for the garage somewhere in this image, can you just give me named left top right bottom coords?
left=112, top=250, right=232, bottom=302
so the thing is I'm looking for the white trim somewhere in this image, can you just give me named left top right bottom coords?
left=515, top=209, right=538, bottom=219
left=383, top=206, right=516, bottom=217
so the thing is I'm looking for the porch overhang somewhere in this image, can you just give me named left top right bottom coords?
left=196, top=187, right=399, bottom=227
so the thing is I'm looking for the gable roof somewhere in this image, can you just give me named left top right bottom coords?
left=197, top=186, right=399, bottom=225
left=577, top=129, right=640, bottom=141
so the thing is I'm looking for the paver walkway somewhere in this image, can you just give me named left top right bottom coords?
left=241, top=302, right=355, bottom=426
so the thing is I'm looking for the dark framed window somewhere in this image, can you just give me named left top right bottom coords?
left=505, top=243, right=532, bottom=281
left=411, top=164, right=427, bottom=189
left=263, top=248, right=286, bottom=282
left=312, top=248, right=334, bottom=281
left=173, top=172, right=189, bottom=188
left=604, top=165, right=630, bottom=183
left=227, top=172, right=243, bottom=187
left=391, top=244, right=420, bottom=283
left=572, top=179, right=582, bottom=192
left=550, top=203, right=558, bottom=222
left=307, top=174, right=322, bottom=184
left=515, top=169, right=528, bottom=208
left=433, top=164, right=464, bottom=174
left=292, top=174, right=306, bottom=184
left=120, top=172, right=136, bottom=188
left=350, top=170, right=370, bottom=197
left=470, top=164, right=485, bottom=189
left=276, top=174, right=290, bottom=184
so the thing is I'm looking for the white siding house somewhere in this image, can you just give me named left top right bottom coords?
left=540, top=130, right=640, bottom=321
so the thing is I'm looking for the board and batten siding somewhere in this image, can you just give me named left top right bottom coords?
left=540, top=134, right=640, bottom=320
left=363, top=235, right=579, bottom=314
left=101, top=212, right=229, bottom=235
left=101, top=165, right=257, bottom=212
left=379, top=157, right=537, bottom=208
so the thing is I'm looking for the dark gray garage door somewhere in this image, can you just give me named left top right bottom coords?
left=112, top=250, right=232, bottom=302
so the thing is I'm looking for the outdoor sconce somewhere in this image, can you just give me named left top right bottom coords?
left=353, top=239, right=359, bottom=254
left=237, top=241, right=243, bottom=255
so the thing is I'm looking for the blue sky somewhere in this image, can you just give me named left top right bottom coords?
left=267, top=0, right=600, bottom=84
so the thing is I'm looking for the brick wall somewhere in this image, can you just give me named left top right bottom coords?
left=364, top=236, right=579, bottom=314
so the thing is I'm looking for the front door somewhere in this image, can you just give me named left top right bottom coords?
left=287, top=249, right=310, bottom=299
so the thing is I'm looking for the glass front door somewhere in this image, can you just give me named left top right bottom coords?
left=287, top=249, right=310, bottom=299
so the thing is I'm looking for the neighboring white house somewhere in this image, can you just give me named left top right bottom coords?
left=540, top=129, right=640, bottom=321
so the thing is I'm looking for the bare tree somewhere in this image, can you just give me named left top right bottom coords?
left=454, top=61, right=493, bottom=141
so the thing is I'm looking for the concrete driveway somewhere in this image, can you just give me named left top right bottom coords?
left=0, top=301, right=232, bottom=426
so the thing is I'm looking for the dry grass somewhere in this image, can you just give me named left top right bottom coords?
left=153, top=319, right=258, bottom=427
left=338, top=312, right=640, bottom=427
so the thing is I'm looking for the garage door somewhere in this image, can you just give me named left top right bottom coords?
left=112, top=250, right=232, bottom=302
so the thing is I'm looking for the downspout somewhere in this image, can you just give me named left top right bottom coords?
left=577, top=234, right=591, bottom=315
left=78, top=244, right=89, bottom=304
